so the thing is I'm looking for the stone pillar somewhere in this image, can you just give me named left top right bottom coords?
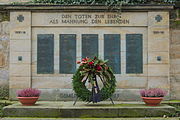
left=147, top=12, right=170, bottom=98
left=9, top=11, right=31, bottom=99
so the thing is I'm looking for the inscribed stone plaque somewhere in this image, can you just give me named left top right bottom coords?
left=32, top=12, right=148, bottom=27
left=37, top=34, right=54, bottom=74
left=59, top=34, right=76, bottom=74
left=126, top=34, right=143, bottom=74
left=82, top=34, right=98, bottom=59
left=104, top=34, right=121, bottom=74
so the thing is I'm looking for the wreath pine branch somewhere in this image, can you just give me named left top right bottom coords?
left=72, top=57, right=116, bottom=102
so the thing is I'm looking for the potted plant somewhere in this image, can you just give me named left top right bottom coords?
left=16, top=88, right=41, bottom=106
left=140, top=88, right=167, bottom=106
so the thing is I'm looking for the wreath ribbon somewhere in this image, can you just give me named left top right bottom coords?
left=72, top=57, right=116, bottom=103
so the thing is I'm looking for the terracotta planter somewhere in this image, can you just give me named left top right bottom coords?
left=17, top=97, right=39, bottom=106
left=141, top=97, right=163, bottom=106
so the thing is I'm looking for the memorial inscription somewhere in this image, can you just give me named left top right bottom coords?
left=37, top=34, right=54, bottom=74
left=104, top=34, right=121, bottom=74
left=82, top=34, right=98, bottom=59
left=32, top=12, right=148, bottom=26
left=15, top=31, right=26, bottom=34
left=49, top=14, right=130, bottom=25
left=126, top=34, right=143, bottom=74
left=60, top=34, right=76, bottom=74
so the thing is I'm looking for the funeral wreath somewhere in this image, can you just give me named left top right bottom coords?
left=72, top=57, right=116, bottom=103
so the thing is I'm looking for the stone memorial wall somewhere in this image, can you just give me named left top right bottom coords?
left=7, top=6, right=171, bottom=100
left=0, top=2, right=179, bottom=100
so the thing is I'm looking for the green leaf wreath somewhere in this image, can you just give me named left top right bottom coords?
left=72, top=57, right=116, bottom=103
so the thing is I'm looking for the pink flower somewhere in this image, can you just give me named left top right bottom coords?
left=82, top=61, right=87, bottom=64
left=82, top=57, right=89, bottom=62
left=17, top=88, right=41, bottom=97
left=96, top=65, right=102, bottom=71
left=88, top=61, right=94, bottom=65
left=140, top=88, right=167, bottom=97
left=76, top=61, right=81, bottom=64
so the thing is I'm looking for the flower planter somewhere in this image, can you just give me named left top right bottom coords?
left=17, top=97, right=39, bottom=106
left=142, top=97, right=163, bottom=106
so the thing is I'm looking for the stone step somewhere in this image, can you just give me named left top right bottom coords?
left=3, top=101, right=176, bottom=118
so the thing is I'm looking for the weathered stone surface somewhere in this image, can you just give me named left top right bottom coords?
left=148, top=52, right=169, bottom=64
left=170, top=80, right=180, bottom=99
left=3, top=101, right=176, bottom=118
left=148, top=38, right=169, bottom=52
left=0, top=21, right=9, bottom=86
left=170, top=52, right=180, bottom=59
left=171, top=44, right=180, bottom=52
left=170, top=29, right=180, bottom=100
left=10, top=12, right=31, bottom=40
left=0, top=51, right=5, bottom=66
left=170, top=64, right=180, bottom=74
left=10, top=52, right=31, bottom=64
left=9, top=64, right=31, bottom=77
left=148, top=27, right=169, bottom=52
left=9, top=77, right=31, bottom=89
left=32, top=76, right=73, bottom=89
left=9, top=88, right=76, bottom=101
left=113, top=89, right=142, bottom=101
left=10, top=88, right=143, bottom=101
left=148, top=12, right=169, bottom=27
left=3, top=106, right=61, bottom=118
left=116, top=77, right=147, bottom=89
left=0, top=69, right=8, bottom=86
left=148, top=64, right=169, bottom=77
left=171, top=30, right=180, bottom=44
left=148, top=77, right=170, bottom=89
left=10, top=40, right=31, bottom=52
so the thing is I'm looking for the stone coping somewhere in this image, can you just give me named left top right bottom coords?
left=0, top=4, right=174, bottom=11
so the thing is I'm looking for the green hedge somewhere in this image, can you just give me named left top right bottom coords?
left=31, top=0, right=177, bottom=5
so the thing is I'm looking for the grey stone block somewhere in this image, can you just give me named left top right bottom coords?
left=3, top=102, right=176, bottom=118
left=3, top=105, right=61, bottom=117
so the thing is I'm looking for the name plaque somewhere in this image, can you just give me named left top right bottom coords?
left=32, top=12, right=147, bottom=26
left=37, top=34, right=54, bottom=74
left=126, top=34, right=143, bottom=74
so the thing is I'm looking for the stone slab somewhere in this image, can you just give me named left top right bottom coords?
left=3, top=101, right=176, bottom=118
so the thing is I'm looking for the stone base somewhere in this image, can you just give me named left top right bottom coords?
left=3, top=101, right=175, bottom=118
left=9, top=88, right=171, bottom=101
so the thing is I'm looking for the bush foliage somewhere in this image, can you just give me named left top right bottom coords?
left=0, top=85, right=9, bottom=100
left=32, top=0, right=177, bottom=5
